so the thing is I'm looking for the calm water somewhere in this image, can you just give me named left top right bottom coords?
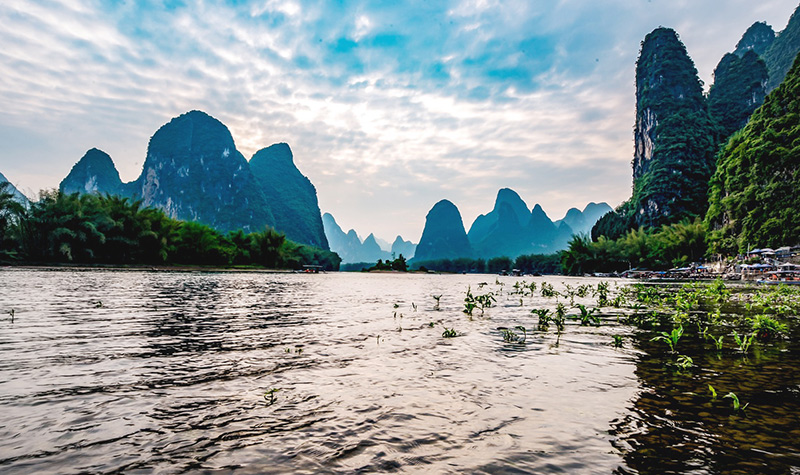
left=0, top=269, right=797, bottom=474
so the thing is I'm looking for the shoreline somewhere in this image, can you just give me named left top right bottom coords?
left=0, top=263, right=297, bottom=274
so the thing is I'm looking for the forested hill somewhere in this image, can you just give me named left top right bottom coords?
left=706, top=52, right=800, bottom=253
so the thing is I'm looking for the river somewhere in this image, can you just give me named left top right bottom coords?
left=1, top=268, right=797, bottom=473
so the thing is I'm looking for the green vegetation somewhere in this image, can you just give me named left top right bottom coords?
left=363, top=255, right=409, bottom=272
left=563, top=218, right=706, bottom=274
left=0, top=190, right=340, bottom=269
left=441, top=327, right=458, bottom=338
left=652, top=325, right=683, bottom=353
left=630, top=28, right=718, bottom=229
left=706, top=53, right=800, bottom=254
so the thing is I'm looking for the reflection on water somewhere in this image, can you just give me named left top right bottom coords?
left=0, top=269, right=797, bottom=473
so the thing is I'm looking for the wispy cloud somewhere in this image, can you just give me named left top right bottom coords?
left=0, top=0, right=797, bottom=240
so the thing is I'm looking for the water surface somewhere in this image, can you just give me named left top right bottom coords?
left=0, top=269, right=636, bottom=473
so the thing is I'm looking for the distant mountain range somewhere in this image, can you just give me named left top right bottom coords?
left=412, top=189, right=610, bottom=262
left=60, top=110, right=328, bottom=249
left=322, top=213, right=416, bottom=264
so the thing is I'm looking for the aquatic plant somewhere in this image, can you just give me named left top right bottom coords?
left=541, top=282, right=557, bottom=298
left=596, top=281, right=610, bottom=306
left=532, top=308, right=551, bottom=331
left=724, top=392, right=749, bottom=412
left=500, top=325, right=527, bottom=343
left=432, top=295, right=442, bottom=311
left=733, top=331, right=755, bottom=353
left=474, top=292, right=496, bottom=313
left=264, top=388, right=280, bottom=405
left=612, top=335, right=624, bottom=348
left=749, top=314, right=788, bottom=342
left=651, top=325, right=683, bottom=353
left=675, top=354, right=693, bottom=371
left=412, top=302, right=417, bottom=312
left=553, top=303, right=567, bottom=333
left=442, top=327, right=458, bottom=338
left=707, top=334, right=724, bottom=351
left=393, top=302, right=399, bottom=309
left=574, top=304, right=601, bottom=326
left=705, top=279, right=730, bottom=303
left=7, top=309, right=13, bottom=323
left=708, top=384, right=717, bottom=399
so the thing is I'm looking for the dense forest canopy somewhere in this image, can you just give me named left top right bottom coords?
left=0, top=190, right=340, bottom=270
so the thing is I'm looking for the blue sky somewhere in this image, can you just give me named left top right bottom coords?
left=0, top=0, right=797, bottom=243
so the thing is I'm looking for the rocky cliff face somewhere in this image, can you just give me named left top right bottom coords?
left=631, top=28, right=717, bottom=227
left=59, top=148, right=124, bottom=196
left=414, top=200, right=472, bottom=261
left=130, top=110, right=274, bottom=233
left=734, top=22, right=775, bottom=57
left=764, top=5, right=800, bottom=92
left=249, top=143, right=328, bottom=249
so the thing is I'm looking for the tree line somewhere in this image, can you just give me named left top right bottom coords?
left=0, top=187, right=340, bottom=270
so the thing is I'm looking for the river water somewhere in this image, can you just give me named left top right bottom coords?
left=0, top=269, right=797, bottom=474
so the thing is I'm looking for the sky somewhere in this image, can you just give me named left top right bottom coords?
left=0, top=0, right=797, bottom=244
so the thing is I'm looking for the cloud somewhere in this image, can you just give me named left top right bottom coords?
left=0, top=0, right=798, bottom=240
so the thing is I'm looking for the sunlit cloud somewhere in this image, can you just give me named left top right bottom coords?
left=0, top=0, right=797, bottom=241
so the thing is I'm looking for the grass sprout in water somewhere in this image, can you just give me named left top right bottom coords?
left=499, top=326, right=527, bottom=344
left=573, top=304, right=601, bottom=326
left=442, top=327, right=458, bottom=338
left=733, top=331, right=755, bottom=354
left=724, top=392, right=749, bottom=413
left=264, top=388, right=280, bottom=405
left=652, top=325, right=683, bottom=353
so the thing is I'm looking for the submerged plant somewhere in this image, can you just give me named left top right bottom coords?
left=675, top=354, right=693, bottom=371
left=733, top=331, right=755, bottom=353
left=442, top=327, right=458, bottom=338
left=597, top=281, right=610, bottom=306
left=707, top=334, right=724, bottom=351
left=533, top=308, right=551, bottom=331
left=574, top=304, right=601, bottom=326
left=651, top=325, right=683, bottom=353
left=432, top=295, right=442, bottom=311
left=749, top=314, right=788, bottom=342
left=553, top=303, right=567, bottom=333
left=500, top=325, right=527, bottom=343
left=724, top=392, right=749, bottom=412
left=541, top=282, right=557, bottom=298
left=264, top=388, right=280, bottom=405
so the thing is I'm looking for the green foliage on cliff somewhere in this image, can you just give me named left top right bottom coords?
left=249, top=143, right=329, bottom=250
left=1, top=191, right=340, bottom=269
left=706, top=53, right=800, bottom=254
left=708, top=51, right=769, bottom=141
left=763, top=4, right=800, bottom=92
left=631, top=28, right=719, bottom=229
